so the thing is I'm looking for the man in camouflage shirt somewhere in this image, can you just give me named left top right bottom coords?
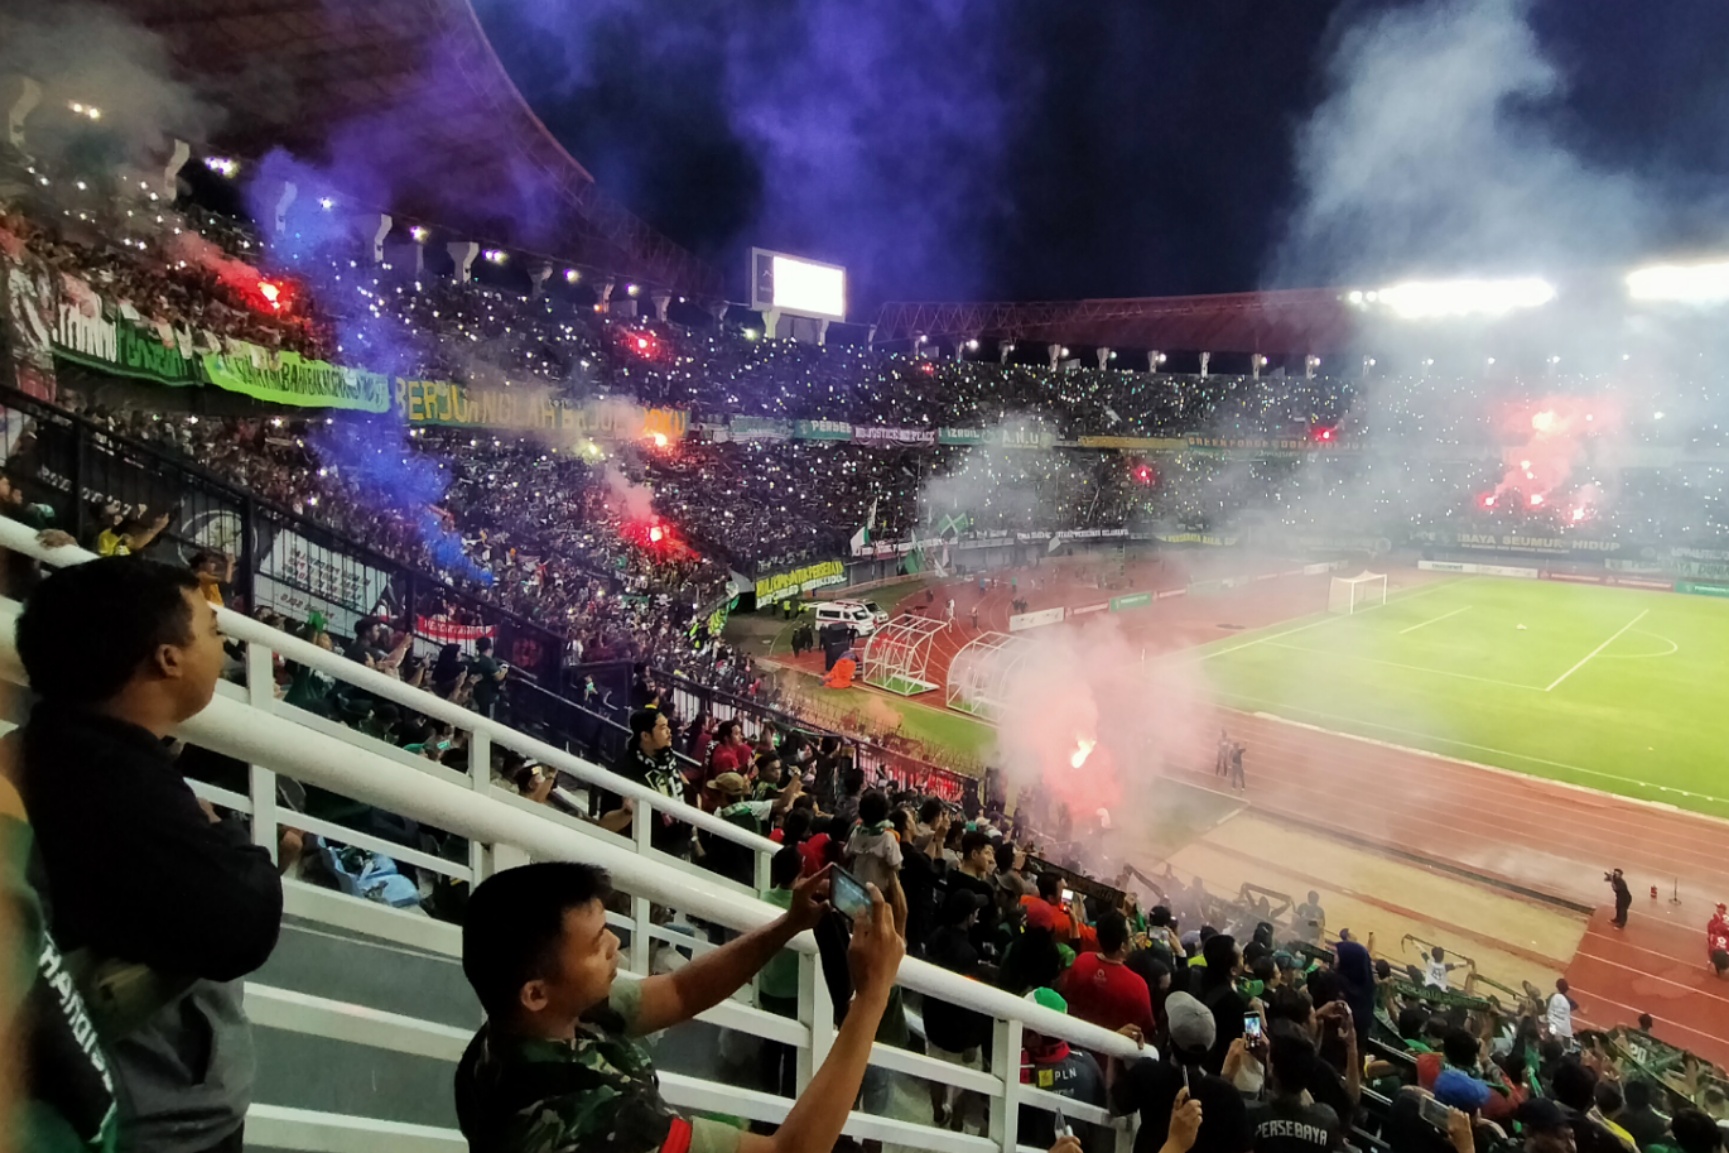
left=455, top=860, right=905, bottom=1153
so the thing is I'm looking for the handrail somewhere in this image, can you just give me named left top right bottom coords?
left=0, top=516, right=1147, bottom=1066
left=0, top=518, right=777, bottom=857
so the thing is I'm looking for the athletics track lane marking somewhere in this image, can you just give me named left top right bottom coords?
left=1399, top=604, right=1471, bottom=635
left=1545, top=609, right=1649, bottom=692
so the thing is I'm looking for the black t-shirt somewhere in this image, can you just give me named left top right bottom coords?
left=1113, top=1057, right=1252, bottom=1153
left=469, top=655, right=503, bottom=705
left=1246, top=1096, right=1342, bottom=1153
left=946, top=868, right=1001, bottom=955
left=1194, top=977, right=1248, bottom=1074
left=922, top=926, right=993, bottom=1053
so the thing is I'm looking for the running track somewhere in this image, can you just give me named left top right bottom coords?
left=858, top=563, right=1729, bottom=1066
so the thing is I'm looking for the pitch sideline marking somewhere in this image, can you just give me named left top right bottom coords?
left=1259, top=640, right=1544, bottom=692
left=1218, top=693, right=1729, bottom=812
left=1399, top=604, right=1471, bottom=635
left=1545, top=609, right=1649, bottom=692
left=1195, top=577, right=1467, bottom=662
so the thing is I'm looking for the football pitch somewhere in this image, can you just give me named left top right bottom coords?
left=1194, top=575, right=1729, bottom=819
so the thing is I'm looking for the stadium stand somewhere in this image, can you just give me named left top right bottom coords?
left=5, top=13, right=1729, bottom=1153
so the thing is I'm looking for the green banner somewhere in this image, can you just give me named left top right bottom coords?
left=54, top=308, right=196, bottom=385
left=938, top=427, right=986, bottom=445
left=52, top=282, right=390, bottom=411
left=1675, top=581, right=1729, bottom=597
left=731, top=416, right=793, bottom=441
left=203, top=345, right=390, bottom=412
left=793, top=419, right=853, bottom=441
left=1109, top=592, right=1152, bottom=611
left=755, top=558, right=845, bottom=604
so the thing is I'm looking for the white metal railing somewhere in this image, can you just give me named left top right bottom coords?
left=0, top=518, right=1142, bottom=1152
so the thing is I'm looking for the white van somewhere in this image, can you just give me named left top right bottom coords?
left=813, top=600, right=879, bottom=637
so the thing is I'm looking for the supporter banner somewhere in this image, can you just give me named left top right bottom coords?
left=415, top=615, right=498, bottom=643
left=1185, top=435, right=1357, bottom=455
left=1075, top=435, right=1188, bottom=451
left=937, top=427, right=987, bottom=445
left=793, top=419, right=853, bottom=441
left=1008, top=606, right=1066, bottom=632
left=1070, top=601, right=1109, bottom=617
left=755, top=558, right=845, bottom=604
left=396, top=381, right=687, bottom=439
left=730, top=416, right=793, bottom=441
left=853, top=425, right=937, bottom=446
left=204, top=344, right=390, bottom=413
left=1110, top=592, right=1152, bottom=612
left=1153, top=531, right=1240, bottom=547
left=1411, top=530, right=1625, bottom=556
left=53, top=300, right=198, bottom=386
left=0, top=239, right=59, bottom=401
left=257, top=524, right=395, bottom=617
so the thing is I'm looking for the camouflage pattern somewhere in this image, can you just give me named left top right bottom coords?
left=454, top=980, right=740, bottom=1153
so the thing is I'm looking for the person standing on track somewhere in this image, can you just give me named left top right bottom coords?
left=1215, top=730, right=1231, bottom=778
left=946, top=597, right=956, bottom=628
left=1707, top=902, right=1729, bottom=976
left=1228, top=741, right=1246, bottom=792
left=1607, top=868, right=1632, bottom=928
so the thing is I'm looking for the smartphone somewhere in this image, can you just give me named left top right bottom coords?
left=1052, top=1108, right=1073, bottom=1139
left=829, top=866, right=873, bottom=920
left=1419, top=1094, right=1452, bottom=1130
left=1243, top=1013, right=1264, bottom=1040
left=1061, top=887, right=1076, bottom=904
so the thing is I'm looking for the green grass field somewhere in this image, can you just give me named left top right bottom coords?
left=1194, top=575, right=1729, bottom=819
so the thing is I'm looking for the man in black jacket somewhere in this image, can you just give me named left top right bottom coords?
left=14, top=557, right=283, bottom=1153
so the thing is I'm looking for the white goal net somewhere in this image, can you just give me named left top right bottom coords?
left=1328, top=571, right=1388, bottom=614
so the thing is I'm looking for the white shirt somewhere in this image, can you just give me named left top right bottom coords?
left=1547, top=991, right=1574, bottom=1039
left=1424, top=958, right=1450, bottom=990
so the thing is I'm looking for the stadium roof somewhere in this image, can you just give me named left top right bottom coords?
left=873, top=289, right=1359, bottom=358
left=17, top=0, right=724, bottom=298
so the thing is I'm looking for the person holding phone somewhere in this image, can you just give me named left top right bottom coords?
left=455, top=860, right=905, bottom=1153
left=1247, top=1034, right=1345, bottom=1151
left=1112, top=990, right=1251, bottom=1152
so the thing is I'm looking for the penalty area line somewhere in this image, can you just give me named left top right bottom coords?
left=1545, top=609, right=1648, bottom=692
left=1399, top=604, right=1471, bottom=635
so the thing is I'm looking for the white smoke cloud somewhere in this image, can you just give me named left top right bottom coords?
left=989, top=615, right=1210, bottom=876
left=1272, top=0, right=1651, bottom=287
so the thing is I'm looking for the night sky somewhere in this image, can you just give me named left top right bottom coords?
left=471, top=0, right=1729, bottom=312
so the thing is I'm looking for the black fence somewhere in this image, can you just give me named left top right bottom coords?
left=0, top=387, right=569, bottom=683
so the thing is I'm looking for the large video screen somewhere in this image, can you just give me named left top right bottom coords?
left=750, top=248, right=846, bottom=320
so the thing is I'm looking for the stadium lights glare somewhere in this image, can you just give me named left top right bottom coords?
left=318, top=197, right=335, bottom=210
left=1625, top=259, right=1729, bottom=305
left=203, top=157, right=239, bottom=178
left=1357, top=277, right=1556, bottom=320
left=565, top=269, right=580, bottom=283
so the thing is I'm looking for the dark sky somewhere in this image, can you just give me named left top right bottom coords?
left=471, top=0, right=1729, bottom=313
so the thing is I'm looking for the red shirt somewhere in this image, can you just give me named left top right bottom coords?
left=1058, top=953, right=1155, bottom=1037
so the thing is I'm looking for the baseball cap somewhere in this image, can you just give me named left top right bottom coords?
left=1025, top=987, right=1068, bottom=1015
left=1433, top=1068, right=1493, bottom=1112
left=712, top=772, right=750, bottom=796
left=1164, top=991, right=1217, bottom=1055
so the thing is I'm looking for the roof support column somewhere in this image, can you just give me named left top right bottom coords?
left=1199, top=352, right=1210, bottom=378
left=651, top=290, right=672, bottom=322
left=5, top=75, right=41, bottom=149
left=368, top=213, right=391, bottom=265
left=529, top=262, right=552, bottom=298
left=447, top=241, right=479, bottom=283
left=1095, top=347, right=1110, bottom=370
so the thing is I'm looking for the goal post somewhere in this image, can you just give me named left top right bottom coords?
left=1328, top=571, right=1388, bottom=614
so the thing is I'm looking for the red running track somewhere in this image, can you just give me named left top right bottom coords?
left=862, top=563, right=1729, bottom=1066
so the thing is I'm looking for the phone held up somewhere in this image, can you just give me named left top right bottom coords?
left=829, top=866, right=873, bottom=920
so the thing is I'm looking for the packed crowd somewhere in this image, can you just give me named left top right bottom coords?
left=10, top=540, right=1729, bottom=1153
